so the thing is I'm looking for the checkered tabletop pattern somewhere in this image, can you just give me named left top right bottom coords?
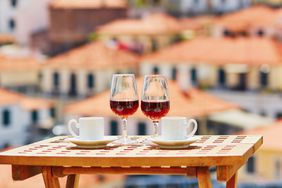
left=0, top=135, right=262, bottom=167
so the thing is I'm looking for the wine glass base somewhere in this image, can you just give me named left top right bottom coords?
left=114, top=137, right=138, bottom=145
left=141, top=135, right=159, bottom=145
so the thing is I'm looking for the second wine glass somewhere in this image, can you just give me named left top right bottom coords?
left=141, top=75, right=170, bottom=137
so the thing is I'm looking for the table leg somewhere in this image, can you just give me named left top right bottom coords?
left=197, top=167, right=212, bottom=188
left=226, top=172, right=237, bottom=188
left=66, top=174, right=80, bottom=188
left=42, top=167, right=60, bottom=188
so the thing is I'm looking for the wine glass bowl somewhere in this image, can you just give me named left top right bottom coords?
left=110, top=100, right=139, bottom=118
left=110, top=74, right=139, bottom=145
left=140, top=100, right=170, bottom=121
left=141, top=75, right=170, bottom=137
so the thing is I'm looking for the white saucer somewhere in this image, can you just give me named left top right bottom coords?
left=150, top=137, right=198, bottom=149
left=66, top=136, right=118, bottom=149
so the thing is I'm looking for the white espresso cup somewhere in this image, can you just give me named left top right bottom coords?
left=160, top=117, right=198, bottom=140
left=68, top=117, right=104, bottom=140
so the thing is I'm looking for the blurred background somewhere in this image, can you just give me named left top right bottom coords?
left=1, top=0, right=282, bottom=187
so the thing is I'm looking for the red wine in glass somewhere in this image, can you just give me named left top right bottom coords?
left=110, top=100, right=139, bottom=118
left=141, top=100, right=170, bottom=121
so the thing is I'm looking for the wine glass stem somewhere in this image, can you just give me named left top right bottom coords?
left=153, top=121, right=159, bottom=137
left=122, top=118, right=128, bottom=142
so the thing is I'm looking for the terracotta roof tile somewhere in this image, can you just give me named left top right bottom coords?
left=45, top=41, right=139, bottom=70
left=180, top=16, right=215, bottom=31
left=64, top=78, right=238, bottom=118
left=50, top=0, right=127, bottom=9
left=142, top=37, right=282, bottom=65
left=0, top=89, right=22, bottom=106
left=241, top=120, right=282, bottom=151
left=0, top=55, right=41, bottom=72
left=0, top=34, right=15, bottom=43
left=216, top=6, right=277, bottom=31
left=97, top=13, right=182, bottom=35
left=0, top=89, right=54, bottom=110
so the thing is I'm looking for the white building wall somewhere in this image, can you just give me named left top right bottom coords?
left=211, top=0, right=251, bottom=13
left=180, top=0, right=207, bottom=14
left=41, top=69, right=52, bottom=93
left=141, top=63, right=154, bottom=76
left=210, top=91, right=282, bottom=118
left=77, top=70, right=87, bottom=96
left=61, top=70, right=69, bottom=95
left=0, top=104, right=29, bottom=147
left=0, top=0, right=51, bottom=45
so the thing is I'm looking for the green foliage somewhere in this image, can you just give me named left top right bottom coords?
left=136, top=0, right=147, bottom=8
left=88, top=32, right=98, bottom=41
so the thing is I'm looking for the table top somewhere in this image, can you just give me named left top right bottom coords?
left=0, top=135, right=262, bottom=167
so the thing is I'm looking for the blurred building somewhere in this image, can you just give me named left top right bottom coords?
left=97, top=13, right=182, bottom=54
left=213, top=6, right=282, bottom=40
left=142, top=37, right=282, bottom=91
left=0, top=89, right=54, bottom=148
left=0, top=55, right=42, bottom=93
left=128, top=0, right=251, bottom=17
left=128, top=0, right=166, bottom=18
left=0, top=0, right=51, bottom=45
left=165, top=0, right=251, bottom=16
left=64, top=78, right=238, bottom=136
left=180, top=16, right=215, bottom=37
left=141, top=37, right=282, bottom=118
left=253, top=0, right=282, bottom=7
left=41, top=41, right=139, bottom=98
left=239, top=121, right=282, bottom=184
left=34, top=0, right=128, bottom=55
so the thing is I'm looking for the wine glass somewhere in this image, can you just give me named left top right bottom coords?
left=141, top=75, right=170, bottom=137
left=110, top=74, right=139, bottom=145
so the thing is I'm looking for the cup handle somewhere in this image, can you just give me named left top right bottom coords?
left=186, top=119, right=198, bottom=138
left=68, top=119, right=79, bottom=137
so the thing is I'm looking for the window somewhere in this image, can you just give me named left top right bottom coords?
left=3, top=143, right=10, bottom=149
left=110, top=120, right=118, bottom=135
left=2, top=109, right=11, bottom=127
left=152, top=0, right=161, bottom=6
left=53, top=72, right=60, bottom=87
left=190, top=67, right=198, bottom=85
left=259, top=71, right=268, bottom=88
left=171, top=67, right=177, bottom=80
left=31, top=110, right=39, bottom=124
left=276, top=112, right=282, bottom=119
left=137, top=122, right=147, bottom=135
left=221, top=0, right=227, bottom=4
left=87, top=73, right=95, bottom=89
left=218, top=68, right=226, bottom=87
left=10, top=0, right=17, bottom=7
left=8, top=18, right=16, bottom=31
left=193, top=0, right=199, bottom=5
left=69, top=73, right=77, bottom=96
left=38, top=72, right=43, bottom=82
left=259, top=111, right=267, bottom=117
left=50, top=107, right=56, bottom=118
left=223, top=29, right=231, bottom=37
left=247, top=156, right=255, bottom=174
left=257, top=29, right=265, bottom=37
left=151, top=39, right=158, bottom=52
left=152, top=66, right=159, bottom=74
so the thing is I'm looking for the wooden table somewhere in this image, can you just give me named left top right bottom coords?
left=0, top=135, right=262, bottom=188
